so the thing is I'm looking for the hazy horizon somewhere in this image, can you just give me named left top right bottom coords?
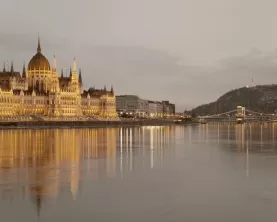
left=1, top=0, right=277, bottom=111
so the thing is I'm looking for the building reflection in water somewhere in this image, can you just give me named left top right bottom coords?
left=192, top=123, right=277, bottom=178
left=0, top=126, right=176, bottom=217
left=117, top=126, right=176, bottom=173
left=0, top=128, right=117, bottom=217
left=192, top=123, right=277, bottom=152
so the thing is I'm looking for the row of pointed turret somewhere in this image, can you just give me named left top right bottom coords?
left=51, top=56, right=114, bottom=93
left=104, top=85, right=114, bottom=94
left=52, top=56, right=83, bottom=85
left=1, top=61, right=26, bottom=79
left=2, top=61, right=15, bottom=73
left=88, top=84, right=114, bottom=95
left=1, top=59, right=82, bottom=84
left=60, top=67, right=82, bottom=83
left=1, top=58, right=113, bottom=95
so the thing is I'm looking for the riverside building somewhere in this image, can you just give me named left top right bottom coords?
left=116, top=95, right=175, bottom=118
left=0, top=38, right=118, bottom=120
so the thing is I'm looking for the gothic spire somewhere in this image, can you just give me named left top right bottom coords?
left=78, top=68, right=82, bottom=84
left=10, top=60, right=14, bottom=73
left=37, top=35, right=41, bottom=53
left=22, top=62, right=26, bottom=78
left=61, top=68, right=64, bottom=78
left=69, top=67, right=72, bottom=78
left=3, top=61, right=6, bottom=72
left=53, top=55, right=56, bottom=72
left=104, top=85, right=106, bottom=92
left=111, top=85, right=114, bottom=95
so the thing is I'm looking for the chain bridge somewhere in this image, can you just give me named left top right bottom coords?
left=198, top=106, right=276, bottom=123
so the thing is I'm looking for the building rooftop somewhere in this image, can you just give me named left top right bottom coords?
left=116, top=95, right=140, bottom=99
left=0, top=71, right=21, bottom=80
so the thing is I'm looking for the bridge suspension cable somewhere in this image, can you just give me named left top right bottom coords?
left=197, top=106, right=275, bottom=121
left=201, top=109, right=237, bottom=118
left=245, top=109, right=273, bottom=116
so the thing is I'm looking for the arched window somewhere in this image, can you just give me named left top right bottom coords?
left=41, top=81, right=44, bottom=91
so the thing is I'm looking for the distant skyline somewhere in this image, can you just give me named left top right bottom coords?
left=1, top=0, right=277, bottom=111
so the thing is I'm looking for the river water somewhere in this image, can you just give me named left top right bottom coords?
left=0, top=124, right=277, bottom=222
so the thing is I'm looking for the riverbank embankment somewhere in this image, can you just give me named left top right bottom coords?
left=0, top=119, right=177, bottom=129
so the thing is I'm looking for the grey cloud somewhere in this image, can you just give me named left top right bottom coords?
left=165, top=49, right=277, bottom=110
left=2, top=0, right=277, bottom=112
left=1, top=37, right=277, bottom=112
left=0, top=33, right=33, bottom=49
left=0, top=33, right=73, bottom=73
left=0, top=34, right=70, bottom=52
left=80, top=45, right=182, bottom=77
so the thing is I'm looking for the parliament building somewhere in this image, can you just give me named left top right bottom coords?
left=0, top=38, right=118, bottom=120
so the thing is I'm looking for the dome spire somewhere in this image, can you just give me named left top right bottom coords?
left=37, top=34, right=41, bottom=53
left=28, top=35, right=50, bottom=71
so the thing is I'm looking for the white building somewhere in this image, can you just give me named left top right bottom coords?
left=116, top=95, right=175, bottom=118
left=162, top=101, right=175, bottom=117
left=116, top=95, right=148, bottom=117
left=147, top=101, right=163, bottom=118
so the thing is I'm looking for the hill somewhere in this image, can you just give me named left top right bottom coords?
left=192, top=84, right=277, bottom=115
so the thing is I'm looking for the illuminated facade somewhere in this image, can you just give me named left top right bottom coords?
left=0, top=38, right=118, bottom=119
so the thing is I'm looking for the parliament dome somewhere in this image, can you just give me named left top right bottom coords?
left=28, top=38, right=51, bottom=71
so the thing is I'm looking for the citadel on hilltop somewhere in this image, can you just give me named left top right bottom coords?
left=0, top=37, right=118, bottom=120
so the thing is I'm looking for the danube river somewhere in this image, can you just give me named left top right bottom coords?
left=1, top=124, right=277, bottom=222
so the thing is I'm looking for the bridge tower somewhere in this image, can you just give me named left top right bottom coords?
left=236, top=106, right=245, bottom=123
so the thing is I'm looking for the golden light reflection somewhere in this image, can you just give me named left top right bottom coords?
left=0, top=128, right=116, bottom=215
left=118, top=126, right=175, bottom=171
left=0, top=126, right=177, bottom=217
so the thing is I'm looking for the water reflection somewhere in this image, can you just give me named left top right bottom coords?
left=118, top=126, right=176, bottom=172
left=0, top=128, right=117, bottom=216
left=187, top=123, right=277, bottom=153
left=0, top=126, right=176, bottom=219
left=2, top=124, right=277, bottom=222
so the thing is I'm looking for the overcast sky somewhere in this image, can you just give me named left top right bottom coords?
left=1, top=0, right=277, bottom=111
